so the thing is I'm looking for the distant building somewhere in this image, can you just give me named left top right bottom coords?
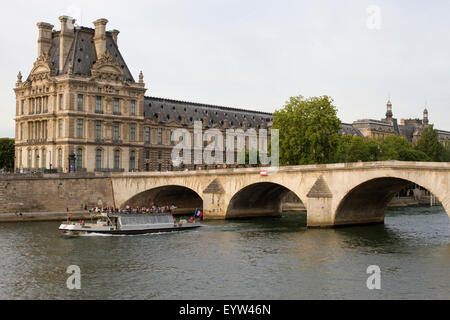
left=341, top=100, right=450, bottom=144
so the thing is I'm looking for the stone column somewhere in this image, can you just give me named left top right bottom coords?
left=202, top=179, right=227, bottom=220
left=306, top=176, right=335, bottom=227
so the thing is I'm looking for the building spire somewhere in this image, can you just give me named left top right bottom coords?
left=385, top=98, right=393, bottom=121
left=423, top=102, right=429, bottom=125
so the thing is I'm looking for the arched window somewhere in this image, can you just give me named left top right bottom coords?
left=42, top=149, right=46, bottom=169
left=35, top=150, right=39, bottom=168
left=129, top=150, right=135, bottom=171
left=114, top=149, right=120, bottom=170
left=96, top=149, right=102, bottom=170
left=76, top=148, right=83, bottom=169
left=27, top=150, right=32, bottom=168
left=57, top=149, right=62, bottom=169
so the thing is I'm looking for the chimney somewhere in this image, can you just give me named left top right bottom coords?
left=93, top=18, right=108, bottom=57
left=36, top=22, right=54, bottom=57
left=110, top=29, right=120, bottom=46
left=59, top=16, right=76, bottom=73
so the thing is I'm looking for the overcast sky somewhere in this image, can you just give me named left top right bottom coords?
left=1, top=0, right=449, bottom=138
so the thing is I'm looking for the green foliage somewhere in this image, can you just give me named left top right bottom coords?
left=379, top=135, right=430, bottom=161
left=334, top=135, right=430, bottom=163
left=272, top=95, right=341, bottom=165
left=444, top=142, right=450, bottom=162
left=335, top=135, right=379, bottom=162
left=271, top=93, right=445, bottom=165
left=0, top=138, right=14, bottom=171
left=415, top=125, right=447, bottom=161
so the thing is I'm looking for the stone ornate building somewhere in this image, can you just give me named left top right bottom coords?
left=14, top=16, right=273, bottom=173
left=341, top=100, right=450, bottom=144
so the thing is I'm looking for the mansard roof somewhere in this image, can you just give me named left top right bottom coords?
left=47, top=27, right=134, bottom=82
left=144, top=96, right=273, bottom=128
left=339, top=123, right=363, bottom=136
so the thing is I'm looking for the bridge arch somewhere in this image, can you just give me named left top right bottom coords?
left=226, top=182, right=304, bottom=219
left=333, top=173, right=450, bottom=226
left=123, top=185, right=203, bottom=215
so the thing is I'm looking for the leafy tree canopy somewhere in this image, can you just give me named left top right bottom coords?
left=272, top=95, right=341, bottom=165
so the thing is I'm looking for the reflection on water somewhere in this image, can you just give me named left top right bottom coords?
left=0, top=206, right=449, bottom=299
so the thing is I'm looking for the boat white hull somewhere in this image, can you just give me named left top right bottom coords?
left=59, top=222, right=201, bottom=235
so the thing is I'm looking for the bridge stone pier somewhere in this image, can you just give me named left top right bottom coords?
left=111, top=161, right=450, bottom=227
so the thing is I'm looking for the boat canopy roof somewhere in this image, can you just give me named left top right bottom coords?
left=119, top=215, right=173, bottom=226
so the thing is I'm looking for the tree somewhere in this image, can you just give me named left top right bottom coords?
left=379, top=135, right=430, bottom=161
left=334, top=134, right=430, bottom=163
left=416, top=125, right=446, bottom=161
left=444, top=141, right=450, bottom=162
left=335, top=135, right=380, bottom=162
left=272, top=95, right=341, bottom=165
left=0, top=138, right=14, bottom=171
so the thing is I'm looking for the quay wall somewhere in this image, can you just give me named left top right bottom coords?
left=0, top=173, right=115, bottom=215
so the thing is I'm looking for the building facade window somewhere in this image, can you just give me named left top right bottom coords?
left=28, top=150, right=32, bottom=168
left=95, top=120, right=102, bottom=140
left=114, top=149, right=120, bottom=170
left=113, top=122, right=119, bottom=140
left=77, top=94, right=84, bottom=111
left=114, top=98, right=119, bottom=114
left=96, top=96, right=102, bottom=112
left=58, top=119, right=63, bottom=138
left=129, top=150, right=135, bottom=171
left=130, top=124, right=136, bottom=141
left=76, top=148, right=83, bottom=169
left=145, top=127, right=150, bottom=143
left=58, top=149, right=62, bottom=169
left=35, top=150, right=39, bottom=168
left=42, top=149, right=46, bottom=169
left=21, top=100, right=24, bottom=115
left=38, top=98, right=42, bottom=113
left=96, top=149, right=102, bottom=170
left=59, top=94, right=63, bottom=110
left=157, top=128, right=162, bottom=144
left=77, top=119, right=83, bottom=138
left=130, top=100, right=136, bottom=115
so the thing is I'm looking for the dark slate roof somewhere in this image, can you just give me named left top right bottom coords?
left=144, top=96, right=273, bottom=128
left=48, top=27, right=134, bottom=82
left=339, top=123, right=363, bottom=137
left=398, top=124, right=417, bottom=142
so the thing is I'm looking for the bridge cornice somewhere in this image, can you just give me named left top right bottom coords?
left=109, top=161, right=450, bottom=179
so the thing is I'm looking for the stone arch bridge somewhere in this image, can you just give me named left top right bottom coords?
left=111, top=161, right=450, bottom=227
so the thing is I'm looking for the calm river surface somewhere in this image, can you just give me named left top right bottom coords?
left=0, top=206, right=449, bottom=300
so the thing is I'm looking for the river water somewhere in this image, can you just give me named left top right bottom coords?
left=0, top=206, right=449, bottom=300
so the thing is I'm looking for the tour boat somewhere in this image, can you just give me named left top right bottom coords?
left=59, top=213, right=201, bottom=235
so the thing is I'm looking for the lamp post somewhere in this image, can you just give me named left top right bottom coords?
left=49, top=150, right=52, bottom=170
